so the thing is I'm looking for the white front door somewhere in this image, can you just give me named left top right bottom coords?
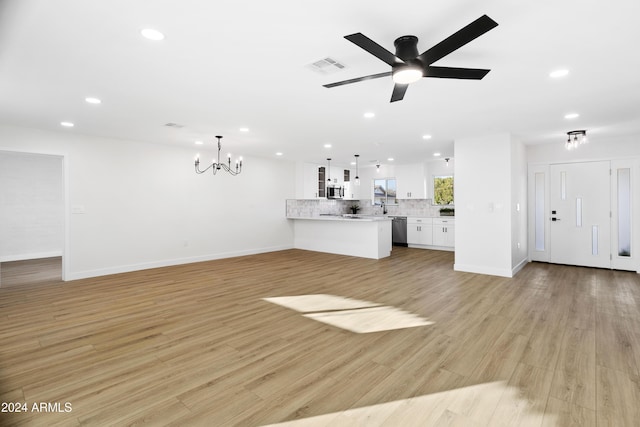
left=548, top=161, right=611, bottom=268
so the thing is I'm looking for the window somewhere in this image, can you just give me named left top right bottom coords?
left=373, top=178, right=397, bottom=205
left=433, top=175, right=454, bottom=205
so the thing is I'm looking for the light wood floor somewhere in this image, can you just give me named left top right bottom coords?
left=1, top=249, right=639, bottom=426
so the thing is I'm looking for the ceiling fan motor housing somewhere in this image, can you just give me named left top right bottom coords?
left=393, top=35, right=423, bottom=76
left=394, top=36, right=420, bottom=62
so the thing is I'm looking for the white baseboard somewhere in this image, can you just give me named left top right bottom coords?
left=0, top=251, right=63, bottom=263
left=511, top=258, right=529, bottom=277
left=64, top=245, right=294, bottom=281
left=453, top=263, right=513, bottom=278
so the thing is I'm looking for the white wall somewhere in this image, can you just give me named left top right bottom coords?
left=0, top=151, right=64, bottom=261
left=454, top=133, right=515, bottom=277
left=527, top=134, right=640, bottom=163
left=0, top=124, right=295, bottom=280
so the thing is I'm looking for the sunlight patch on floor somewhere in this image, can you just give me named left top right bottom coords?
left=304, top=306, right=433, bottom=333
left=263, top=294, right=380, bottom=312
left=262, top=294, right=432, bottom=333
left=260, top=381, right=555, bottom=426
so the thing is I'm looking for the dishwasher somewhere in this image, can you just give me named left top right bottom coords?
left=390, top=216, right=407, bottom=246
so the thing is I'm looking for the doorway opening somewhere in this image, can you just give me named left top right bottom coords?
left=0, top=150, right=66, bottom=287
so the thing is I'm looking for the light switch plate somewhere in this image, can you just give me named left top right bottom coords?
left=71, top=205, right=85, bottom=214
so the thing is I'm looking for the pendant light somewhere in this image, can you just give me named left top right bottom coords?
left=326, top=158, right=332, bottom=183
left=354, top=154, right=360, bottom=186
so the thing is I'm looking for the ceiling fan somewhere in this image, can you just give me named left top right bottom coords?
left=323, top=15, right=498, bottom=102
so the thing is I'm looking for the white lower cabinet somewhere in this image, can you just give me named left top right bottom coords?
left=433, top=218, right=455, bottom=248
left=407, top=217, right=455, bottom=250
left=407, top=217, right=433, bottom=246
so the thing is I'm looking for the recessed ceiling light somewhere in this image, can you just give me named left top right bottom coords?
left=85, top=97, right=101, bottom=104
left=141, top=28, right=165, bottom=41
left=564, top=113, right=579, bottom=119
left=195, top=141, right=203, bottom=145
left=363, top=112, right=375, bottom=119
left=550, top=69, right=569, bottom=78
left=422, top=134, right=432, bottom=140
left=239, top=127, right=249, bottom=132
left=324, top=144, right=332, bottom=148
left=387, top=157, right=394, bottom=161
left=60, top=121, right=74, bottom=127
left=276, top=152, right=283, bottom=156
left=433, top=152, right=441, bottom=157
left=350, top=161, right=356, bottom=166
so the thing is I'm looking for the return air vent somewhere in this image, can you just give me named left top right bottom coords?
left=307, top=57, right=346, bottom=75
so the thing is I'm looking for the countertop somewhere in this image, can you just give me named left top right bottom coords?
left=286, top=214, right=392, bottom=222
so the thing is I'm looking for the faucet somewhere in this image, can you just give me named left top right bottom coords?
left=381, top=201, right=387, bottom=215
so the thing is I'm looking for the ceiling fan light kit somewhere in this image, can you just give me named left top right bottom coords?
left=392, top=65, right=423, bottom=84
left=323, top=15, right=498, bottom=102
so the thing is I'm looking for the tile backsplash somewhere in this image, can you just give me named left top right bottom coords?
left=286, top=199, right=450, bottom=217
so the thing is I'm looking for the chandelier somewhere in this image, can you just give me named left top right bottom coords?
left=194, top=135, right=242, bottom=175
left=566, top=130, right=587, bottom=150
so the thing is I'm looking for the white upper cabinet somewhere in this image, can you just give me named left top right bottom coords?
left=299, top=162, right=322, bottom=199
left=395, top=163, right=426, bottom=199
left=297, top=162, right=354, bottom=199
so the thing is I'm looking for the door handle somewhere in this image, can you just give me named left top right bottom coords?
left=550, top=217, right=561, bottom=221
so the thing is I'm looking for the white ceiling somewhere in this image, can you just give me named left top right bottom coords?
left=1, top=0, right=639, bottom=167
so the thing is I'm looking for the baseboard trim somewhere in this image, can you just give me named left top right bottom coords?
left=0, top=251, right=63, bottom=263
left=453, top=263, right=513, bottom=278
left=65, top=245, right=294, bottom=281
left=511, top=258, right=529, bottom=277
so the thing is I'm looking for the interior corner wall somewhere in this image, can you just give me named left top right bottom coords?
left=0, top=151, right=64, bottom=261
left=0, top=124, right=296, bottom=280
left=510, top=138, right=528, bottom=274
left=454, top=133, right=514, bottom=277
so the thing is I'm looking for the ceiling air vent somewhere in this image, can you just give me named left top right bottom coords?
left=307, top=57, right=345, bottom=75
left=164, top=122, right=184, bottom=128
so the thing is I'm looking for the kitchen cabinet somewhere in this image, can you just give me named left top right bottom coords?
left=433, top=218, right=455, bottom=247
left=407, top=217, right=433, bottom=246
left=396, top=163, right=426, bottom=199
left=298, top=163, right=323, bottom=199
left=298, top=162, right=354, bottom=199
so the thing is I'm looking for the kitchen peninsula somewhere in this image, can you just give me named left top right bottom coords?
left=287, top=215, right=392, bottom=259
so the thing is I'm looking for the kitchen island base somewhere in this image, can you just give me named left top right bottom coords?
left=290, top=217, right=392, bottom=259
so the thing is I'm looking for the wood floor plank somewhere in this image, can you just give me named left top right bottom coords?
left=549, top=327, right=596, bottom=410
left=542, top=396, right=595, bottom=427
left=1, top=250, right=640, bottom=426
left=596, top=365, right=640, bottom=426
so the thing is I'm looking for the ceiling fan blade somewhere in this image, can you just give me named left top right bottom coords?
left=390, top=83, right=409, bottom=102
left=425, top=66, right=491, bottom=79
left=417, top=15, right=498, bottom=65
left=345, top=33, right=404, bottom=66
left=323, top=71, right=391, bottom=88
